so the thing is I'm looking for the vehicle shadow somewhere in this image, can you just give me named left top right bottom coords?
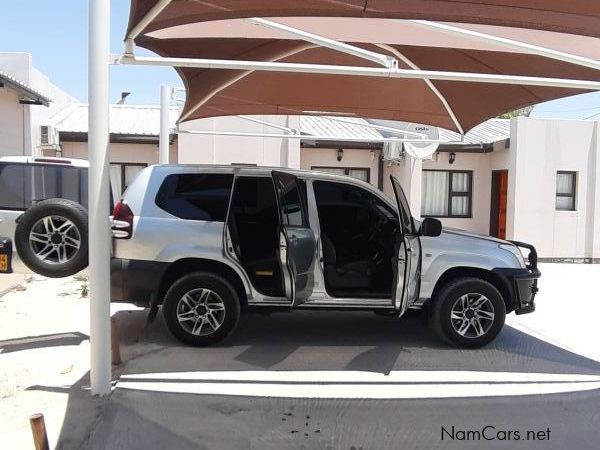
left=0, top=331, right=89, bottom=353
left=112, top=308, right=600, bottom=376
left=45, top=309, right=600, bottom=449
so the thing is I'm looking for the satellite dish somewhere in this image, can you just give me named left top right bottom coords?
left=401, top=123, right=440, bottom=159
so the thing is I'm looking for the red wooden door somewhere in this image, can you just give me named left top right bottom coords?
left=490, top=170, right=508, bottom=238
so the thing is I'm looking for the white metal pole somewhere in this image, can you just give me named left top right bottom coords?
left=159, top=85, right=171, bottom=165
left=114, top=54, right=600, bottom=91
left=88, top=0, right=112, bottom=396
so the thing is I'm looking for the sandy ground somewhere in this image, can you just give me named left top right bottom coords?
left=0, top=263, right=598, bottom=449
left=0, top=275, right=141, bottom=449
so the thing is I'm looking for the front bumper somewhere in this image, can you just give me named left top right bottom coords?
left=494, top=241, right=541, bottom=315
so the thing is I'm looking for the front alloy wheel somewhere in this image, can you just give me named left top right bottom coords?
left=431, top=277, right=506, bottom=348
left=450, top=293, right=495, bottom=339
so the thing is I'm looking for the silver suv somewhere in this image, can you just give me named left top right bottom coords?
left=110, top=165, right=540, bottom=348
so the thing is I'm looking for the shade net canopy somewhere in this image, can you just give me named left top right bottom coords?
left=126, top=3, right=600, bottom=132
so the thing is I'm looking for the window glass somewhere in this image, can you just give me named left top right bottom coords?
left=312, top=167, right=370, bottom=182
left=155, top=173, right=234, bottom=221
left=452, top=172, right=469, bottom=192
left=0, top=164, right=28, bottom=209
left=421, top=170, right=472, bottom=217
left=273, top=173, right=305, bottom=226
left=0, top=164, right=87, bottom=210
left=555, top=171, right=576, bottom=211
left=451, top=196, right=469, bottom=216
left=421, top=171, right=449, bottom=216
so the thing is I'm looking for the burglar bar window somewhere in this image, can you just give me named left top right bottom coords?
left=556, top=171, right=577, bottom=211
left=421, top=170, right=473, bottom=218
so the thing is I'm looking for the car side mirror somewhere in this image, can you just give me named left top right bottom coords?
left=420, top=217, right=442, bottom=237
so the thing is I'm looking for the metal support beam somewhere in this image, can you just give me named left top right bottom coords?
left=237, top=115, right=298, bottom=134
left=88, top=0, right=112, bottom=396
left=177, top=128, right=450, bottom=144
left=159, top=85, right=171, bottom=164
left=124, top=0, right=172, bottom=54
left=411, top=20, right=600, bottom=72
left=376, top=43, right=465, bottom=135
left=249, top=17, right=397, bottom=68
left=113, top=54, right=600, bottom=91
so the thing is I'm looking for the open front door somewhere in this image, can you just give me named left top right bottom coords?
left=390, top=175, right=422, bottom=316
left=272, top=171, right=317, bottom=306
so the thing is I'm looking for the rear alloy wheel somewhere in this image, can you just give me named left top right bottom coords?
left=15, top=198, right=88, bottom=278
left=163, top=272, right=240, bottom=346
left=431, top=277, right=506, bottom=348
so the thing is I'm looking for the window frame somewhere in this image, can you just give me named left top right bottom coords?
left=110, top=162, right=148, bottom=195
left=555, top=170, right=577, bottom=211
left=311, top=166, right=370, bottom=183
left=421, top=169, right=473, bottom=218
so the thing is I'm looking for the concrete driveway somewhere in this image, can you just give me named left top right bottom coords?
left=2, top=264, right=599, bottom=449
left=80, top=263, right=600, bottom=449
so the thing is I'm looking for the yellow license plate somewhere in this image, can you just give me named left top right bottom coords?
left=0, top=254, right=8, bottom=272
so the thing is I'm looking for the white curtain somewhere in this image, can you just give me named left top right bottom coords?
left=347, top=168, right=368, bottom=181
left=421, top=171, right=448, bottom=216
left=451, top=196, right=469, bottom=216
left=125, top=165, right=144, bottom=190
left=110, top=164, right=122, bottom=203
left=313, top=167, right=345, bottom=176
left=452, top=172, right=469, bottom=192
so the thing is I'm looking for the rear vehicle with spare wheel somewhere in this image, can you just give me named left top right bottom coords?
left=110, top=165, right=540, bottom=349
left=0, top=157, right=89, bottom=277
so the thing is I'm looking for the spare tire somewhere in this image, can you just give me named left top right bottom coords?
left=15, top=198, right=89, bottom=278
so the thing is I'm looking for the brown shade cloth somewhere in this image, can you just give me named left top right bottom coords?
left=128, top=1, right=600, bottom=39
left=141, top=35, right=600, bottom=131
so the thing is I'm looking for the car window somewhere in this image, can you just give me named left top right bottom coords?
left=313, top=180, right=398, bottom=229
left=272, top=172, right=306, bottom=227
left=155, top=173, right=234, bottom=221
left=0, top=164, right=27, bottom=209
left=0, top=163, right=88, bottom=210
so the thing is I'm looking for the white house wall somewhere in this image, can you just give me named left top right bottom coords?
left=178, top=116, right=301, bottom=167
left=512, top=118, right=600, bottom=259
left=60, top=141, right=178, bottom=165
left=0, top=89, right=26, bottom=156
left=0, top=53, right=76, bottom=157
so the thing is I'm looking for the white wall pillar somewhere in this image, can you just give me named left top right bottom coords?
left=88, top=0, right=112, bottom=396
left=159, top=85, right=171, bottom=164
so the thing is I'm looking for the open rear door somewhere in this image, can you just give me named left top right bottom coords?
left=272, top=171, right=316, bottom=306
left=390, top=175, right=422, bottom=316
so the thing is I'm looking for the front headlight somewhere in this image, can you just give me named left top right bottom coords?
left=499, top=243, right=526, bottom=268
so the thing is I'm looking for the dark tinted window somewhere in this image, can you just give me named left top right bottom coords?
left=155, top=173, right=234, bottom=221
left=0, top=163, right=88, bottom=210
left=273, top=172, right=306, bottom=227
left=0, top=164, right=27, bottom=209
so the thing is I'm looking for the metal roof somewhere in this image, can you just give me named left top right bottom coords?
left=300, top=116, right=383, bottom=140
left=0, top=69, right=50, bottom=106
left=369, top=118, right=510, bottom=145
left=438, top=118, right=510, bottom=145
left=51, top=103, right=179, bottom=136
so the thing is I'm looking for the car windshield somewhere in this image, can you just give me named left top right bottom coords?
left=0, top=163, right=88, bottom=210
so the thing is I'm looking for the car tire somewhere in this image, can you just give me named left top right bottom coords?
left=431, top=277, right=506, bottom=348
left=163, top=272, right=241, bottom=346
left=14, top=198, right=89, bottom=278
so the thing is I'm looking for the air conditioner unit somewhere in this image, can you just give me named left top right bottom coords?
left=382, top=141, right=403, bottom=161
left=40, top=125, right=59, bottom=146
